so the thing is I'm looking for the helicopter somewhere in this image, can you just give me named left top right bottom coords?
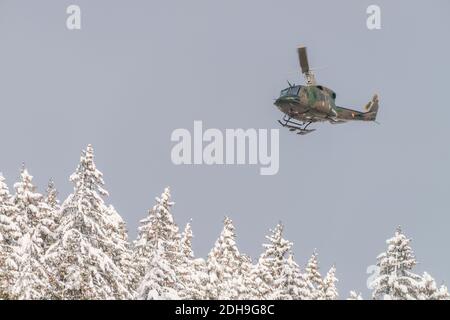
left=274, top=46, right=379, bottom=135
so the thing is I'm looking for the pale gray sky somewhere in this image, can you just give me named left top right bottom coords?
left=1, top=0, right=449, bottom=297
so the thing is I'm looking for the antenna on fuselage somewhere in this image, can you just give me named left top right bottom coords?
left=297, top=46, right=316, bottom=86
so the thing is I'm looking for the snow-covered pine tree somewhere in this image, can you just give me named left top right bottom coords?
left=133, top=187, right=183, bottom=298
left=45, top=145, right=132, bottom=299
left=0, top=174, right=14, bottom=212
left=248, top=257, right=273, bottom=299
left=180, top=222, right=194, bottom=259
left=12, top=165, right=43, bottom=234
left=435, top=285, right=450, bottom=300
left=178, top=222, right=194, bottom=298
left=264, top=224, right=291, bottom=299
left=40, top=178, right=62, bottom=250
left=418, top=272, right=450, bottom=300
left=347, top=291, right=363, bottom=300
left=235, top=254, right=255, bottom=300
left=133, top=209, right=155, bottom=280
left=45, top=178, right=60, bottom=212
left=276, top=253, right=311, bottom=300
left=178, top=222, right=204, bottom=299
left=12, top=231, right=50, bottom=299
left=371, top=227, right=422, bottom=300
left=133, top=187, right=180, bottom=275
left=250, top=223, right=293, bottom=299
left=0, top=173, right=21, bottom=299
left=14, top=168, right=59, bottom=253
left=305, top=250, right=323, bottom=299
left=107, top=203, right=138, bottom=294
left=136, top=243, right=179, bottom=299
left=206, top=216, right=247, bottom=299
left=11, top=166, right=57, bottom=299
left=38, top=202, right=58, bottom=253
left=320, top=265, right=339, bottom=300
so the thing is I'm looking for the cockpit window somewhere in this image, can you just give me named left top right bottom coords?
left=280, top=86, right=300, bottom=97
left=288, top=86, right=300, bottom=95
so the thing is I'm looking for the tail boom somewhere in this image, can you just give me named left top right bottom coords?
left=334, top=94, right=379, bottom=122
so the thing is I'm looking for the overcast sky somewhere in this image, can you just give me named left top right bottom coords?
left=1, top=0, right=450, bottom=297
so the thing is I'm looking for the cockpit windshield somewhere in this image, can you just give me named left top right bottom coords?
left=280, top=86, right=300, bottom=97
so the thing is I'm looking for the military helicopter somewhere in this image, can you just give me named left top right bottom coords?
left=274, top=46, right=379, bottom=135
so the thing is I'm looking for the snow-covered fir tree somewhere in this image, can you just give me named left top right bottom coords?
left=320, top=265, right=338, bottom=300
left=258, top=224, right=292, bottom=299
left=133, top=187, right=183, bottom=298
left=249, top=225, right=326, bottom=300
left=189, top=257, right=209, bottom=300
left=305, top=250, right=323, bottom=299
left=45, top=179, right=60, bottom=212
left=248, top=257, right=273, bottom=299
left=436, top=285, right=450, bottom=300
left=11, top=166, right=57, bottom=299
left=276, top=253, right=311, bottom=300
left=180, top=222, right=194, bottom=259
left=12, top=168, right=59, bottom=250
left=347, top=291, right=363, bottom=300
left=178, top=222, right=206, bottom=299
left=45, top=145, right=132, bottom=299
left=178, top=222, right=195, bottom=298
left=136, top=243, right=179, bottom=299
left=205, top=217, right=247, bottom=299
left=133, top=187, right=181, bottom=276
left=0, top=174, right=21, bottom=299
left=12, top=166, right=43, bottom=233
left=0, top=173, right=10, bottom=200
left=371, top=227, right=422, bottom=300
left=44, top=179, right=62, bottom=238
left=38, top=200, right=58, bottom=252
left=418, top=272, right=450, bottom=300
left=107, top=202, right=138, bottom=293
left=235, top=254, right=255, bottom=300
left=11, top=232, right=50, bottom=299
left=14, top=176, right=60, bottom=256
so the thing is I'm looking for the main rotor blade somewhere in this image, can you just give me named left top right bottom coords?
left=297, top=46, right=309, bottom=74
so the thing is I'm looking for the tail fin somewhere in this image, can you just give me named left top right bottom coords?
left=364, top=94, right=379, bottom=121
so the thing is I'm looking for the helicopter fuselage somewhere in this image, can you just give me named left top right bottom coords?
left=274, top=85, right=338, bottom=123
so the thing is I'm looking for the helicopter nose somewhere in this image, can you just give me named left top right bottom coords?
left=274, top=97, right=287, bottom=107
left=274, top=98, right=283, bottom=107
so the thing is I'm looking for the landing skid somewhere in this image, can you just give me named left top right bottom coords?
left=277, top=116, right=316, bottom=135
